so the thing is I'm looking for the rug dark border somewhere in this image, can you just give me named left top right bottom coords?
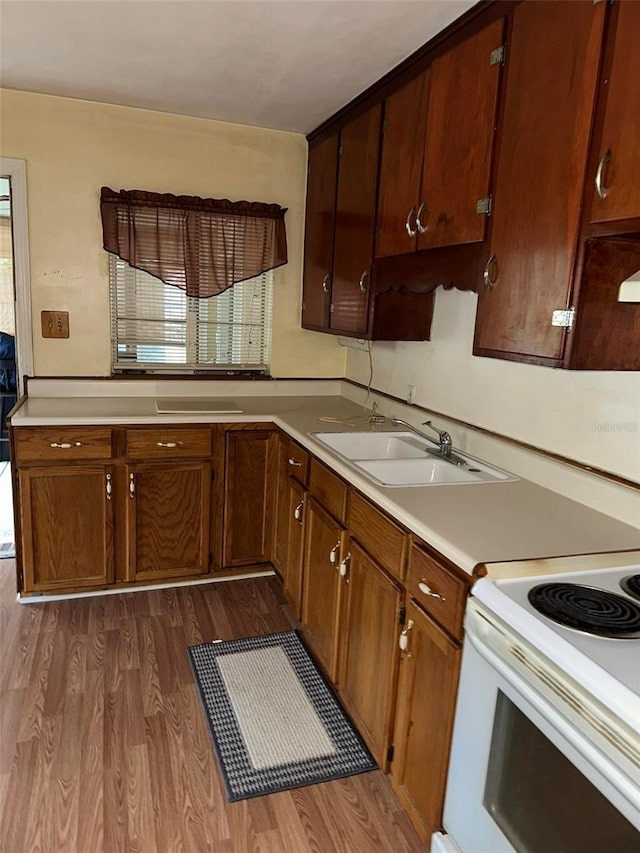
left=187, top=629, right=377, bottom=802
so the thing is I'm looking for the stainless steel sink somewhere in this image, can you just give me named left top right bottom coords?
left=312, top=431, right=518, bottom=487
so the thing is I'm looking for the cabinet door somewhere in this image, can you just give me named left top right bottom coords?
left=474, top=0, right=606, bottom=363
left=302, top=134, right=339, bottom=330
left=391, top=600, right=462, bottom=841
left=338, top=539, right=403, bottom=768
left=19, top=465, right=114, bottom=592
left=272, top=435, right=290, bottom=576
left=126, top=461, right=210, bottom=581
left=376, top=73, right=429, bottom=259
left=590, top=1, right=640, bottom=225
left=301, top=496, right=345, bottom=681
left=418, top=19, right=504, bottom=249
left=284, top=478, right=306, bottom=619
left=331, top=104, right=382, bottom=336
left=223, top=429, right=274, bottom=568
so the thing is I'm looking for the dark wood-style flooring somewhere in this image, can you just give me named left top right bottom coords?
left=0, top=561, right=425, bottom=852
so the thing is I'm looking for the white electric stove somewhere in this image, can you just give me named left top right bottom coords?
left=433, top=559, right=640, bottom=853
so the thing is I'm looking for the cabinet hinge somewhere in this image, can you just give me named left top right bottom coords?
left=338, top=144, right=344, bottom=157
left=386, top=744, right=395, bottom=764
left=382, top=119, right=389, bottom=133
left=330, top=303, right=335, bottom=313
left=18, top=569, right=24, bottom=589
left=551, top=307, right=576, bottom=329
left=398, top=606, right=406, bottom=626
left=490, top=44, right=506, bottom=66
left=476, top=195, right=492, bottom=215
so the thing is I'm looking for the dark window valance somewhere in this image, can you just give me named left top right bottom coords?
left=100, top=187, right=288, bottom=298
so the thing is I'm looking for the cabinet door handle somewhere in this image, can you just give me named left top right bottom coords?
left=329, top=540, right=341, bottom=565
left=339, top=553, right=351, bottom=581
left=595, top=148, right=611, bottom=200
left=50, top=441, right=82, bottom=449
left=294, top=501, right=304, bottom=523
left=358, top=269, right=369, bottom=294
left=129, top=473, right=135, bottom=499
left=322, top=274, right=330, bottom=294
left=399, top=619, right=414, bottom=653
left=288, top=457, right=303, bottom=468
left=483, top=254, right=498, bottom=290
left=405, top=207, right=416, bottom=238
left=418, top=580, right=446, bottom=601
left=156, top=441, right=183, bottom=448
left=105, top=473, right=112, bottom=501
left=416, top=202, right=427, bottom=234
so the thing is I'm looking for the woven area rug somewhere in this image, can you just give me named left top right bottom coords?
left=188, top=630, right=376, bottom=801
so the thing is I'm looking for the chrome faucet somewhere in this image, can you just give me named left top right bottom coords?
left=391, top=417, right=466, bottom=466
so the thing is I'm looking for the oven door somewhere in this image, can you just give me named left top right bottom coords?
left=435, top=600, right=640, bottom=853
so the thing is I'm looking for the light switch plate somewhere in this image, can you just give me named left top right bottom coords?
left=41, top=310, right=69, bottom=338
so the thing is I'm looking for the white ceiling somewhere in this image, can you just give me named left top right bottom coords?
left=0, top=0, right=475, bottom=133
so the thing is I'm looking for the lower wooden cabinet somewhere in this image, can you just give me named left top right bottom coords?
left=284, top=478, right=306, bottom=618
left=19, top=465, right=114, bottom=592
left=125, top=461, right=211, bottom=581
left=338, top=539, right=403, bottom=768
left=301, top=496, right=346, bottom=681
left=391, top=599, right=462, bottom=841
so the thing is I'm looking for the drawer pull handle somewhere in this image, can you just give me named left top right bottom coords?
left=294, top=501, right=304, bottom=523
left=418, top=580, right=446, bottom=601
left=339, top=553, right=351, bottom=581
left=399, top=619, right=414, bottom=653
left=322, top=273, right=330, bottom=295
left=358, top=269, right=369, bottom=294
left=105, top=473, right=112, bottom=501
left=405, top=207, right=416, bottom=238
left=416, top=201, right=427, bottom=234
left=50, top=441, right=82, bottom=449
left=595, top=148, right=611, bottom=200
left=483, top=254, right=498, bottom=290
left=129, top=473, right=135, bottom=499
left=329, top=541, right=340, bottom=565
left=288, top=457, right=303, bottom=468
left=156, top=441, right=183, bottom=448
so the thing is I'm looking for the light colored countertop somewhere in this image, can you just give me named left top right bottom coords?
left=11, top=391, right=640, bottom=576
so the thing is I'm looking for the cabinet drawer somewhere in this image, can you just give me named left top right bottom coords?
left=14, top=427, right=113, bottom=464
left=126, top=428, right=211, bottom=460
left=408, top=544, right=468, bottom=640
left=309, top=458, right=348, bottom=524
left=348, top=490, right=408, bottom=582
left=286, top=440, right=310, bottom=485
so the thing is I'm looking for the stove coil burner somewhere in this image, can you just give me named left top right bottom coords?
left=528, top=582, right=640, bottom=639
left=620, top=574, right=640, bottom=602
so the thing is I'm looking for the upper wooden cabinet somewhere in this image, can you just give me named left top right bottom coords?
left=589, top=0, right=640, bottom=228
left=474, top=0, right=607, bottom=364
left=301, top=134, right=338, bottom=330
left=376, top=19, right=504, bottom=259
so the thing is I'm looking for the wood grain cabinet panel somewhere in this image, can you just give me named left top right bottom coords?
left=391, top=600, right=462, bottom=841
left=284, top=478, right=306, bottom=619
left=347, top=490, right=408, bottom=582
left=474, top=0, right=606, bottom=363
left=331, top=104, right=382, bottom=336
left=589, top=1, right=640, bottom=226
left=125, top=427, right=211, bottom=460
left=126, top=461, right=211, bottom=581
left=408, top=543, right=468, bottom=641
left=338, top=539, right=403, bottom=768
left=302, top=133, right=339, bottom=331
left=308, top=458, right=347, bottom=525
left=301, top=496, right=346, bottom=681
left=223, top=429, right=274, bottom=568
left=14, top=427, right=112, bottom=464
left=19, top=465, right=114, bottom=592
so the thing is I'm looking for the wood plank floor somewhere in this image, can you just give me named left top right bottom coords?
left=0, top=560, right=426, bottom=852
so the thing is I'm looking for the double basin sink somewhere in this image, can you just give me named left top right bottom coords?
left=312, top=431, right=518, bottom=488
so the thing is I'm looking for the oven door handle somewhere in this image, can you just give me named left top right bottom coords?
left=464, top=622, right=640, bottom=818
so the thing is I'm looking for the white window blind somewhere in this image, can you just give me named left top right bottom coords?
left=109, top=256, right=272, bottom=373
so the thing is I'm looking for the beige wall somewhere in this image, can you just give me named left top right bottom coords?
left=0, top=89, right=345, bottom=378
left=346, top=288, right=640, bottom=483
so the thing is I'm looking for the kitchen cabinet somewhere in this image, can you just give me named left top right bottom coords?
left=337, top=538, right=403, bottom=769
left=474, top=0, right=607, bottom=365
left=223, top=427, right=275, bottom=568
left=19, top=465, right=114, bottom=593
left=588, top=0, right=640, bottom=229
left=301, top=133, right=339, bottom=330
left=284, top=477, right=306, bottom=618
left=391, top=598, right=462, bottom=842
left=376, top=18, right=504, bottom=258
left=125, top=460, right=210, bottom=581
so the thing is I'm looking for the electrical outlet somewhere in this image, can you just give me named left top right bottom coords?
left=407, top=384, right=416, bottom=405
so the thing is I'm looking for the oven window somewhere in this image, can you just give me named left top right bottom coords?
left=483, top=691, right=638, bottom=852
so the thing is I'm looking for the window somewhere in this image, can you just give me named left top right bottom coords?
left=109, top=256, right=273, bottom=373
